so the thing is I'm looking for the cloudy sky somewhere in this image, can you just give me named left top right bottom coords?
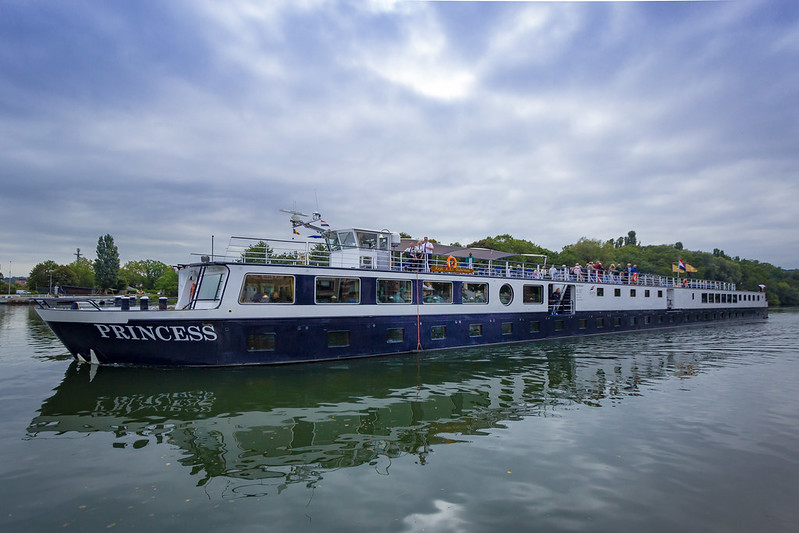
left=2, top=0, right=798, bottom=278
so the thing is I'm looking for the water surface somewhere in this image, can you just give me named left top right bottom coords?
left=1, top=305, right=798, bottom=532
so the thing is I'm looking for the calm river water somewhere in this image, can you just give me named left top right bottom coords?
left=1, top=305, right=798, bottom=532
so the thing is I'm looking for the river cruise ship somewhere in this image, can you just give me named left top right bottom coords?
left=35, top=212, right=768, bottom=366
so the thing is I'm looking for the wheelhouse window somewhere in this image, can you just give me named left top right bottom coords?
left=240, top=274, right=294, bottom=303
left=462, top=282, right=488, bottom=304
left=377, top=279, right=412, bottom=303
left=423, top=281, right=452, bottom=303
left=522, top=285, right=543, bottom=304
left=316, top=277, right=360, bottom=303
left=196, top=267, right=227, bottom=302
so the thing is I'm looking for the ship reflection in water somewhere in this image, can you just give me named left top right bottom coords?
left=27, top=339, right=708, bottom=494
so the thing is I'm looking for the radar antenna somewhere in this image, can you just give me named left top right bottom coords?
left=281, top=208, right=328, bottom=235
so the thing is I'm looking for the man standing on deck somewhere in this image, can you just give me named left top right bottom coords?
left=422, top=236, right=434, bottom=271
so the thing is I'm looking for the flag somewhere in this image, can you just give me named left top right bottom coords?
left=320, top=220, right=329, bottom=227
left=293, top=228, right=300, bottom=235
left=672, top=260, right=698, bottom=273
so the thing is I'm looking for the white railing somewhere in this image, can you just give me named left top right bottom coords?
left=210, top=237, right=737, bottom=292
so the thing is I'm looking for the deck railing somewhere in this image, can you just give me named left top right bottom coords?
left=211, top=237, right=737, bottom=292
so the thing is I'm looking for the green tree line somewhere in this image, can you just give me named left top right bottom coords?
left=24, top=234, right=178, bottom=296
left=462, top=231, right=798, bottom=306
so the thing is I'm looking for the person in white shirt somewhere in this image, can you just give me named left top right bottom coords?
left=422, top=236, right=434, bottom=271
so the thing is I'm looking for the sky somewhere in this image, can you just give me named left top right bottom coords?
left=2, top=0, right=798, bottom=278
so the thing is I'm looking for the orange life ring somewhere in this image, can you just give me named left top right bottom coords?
left=446, top=256, right=458, bottom=268
left=682, top=278, right=688, bottom=287
left=632, top=272, right=639, bottom=283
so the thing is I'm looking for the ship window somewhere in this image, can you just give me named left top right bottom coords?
left=356, top=231, right=378, bottom=249
left=658, top=290, right=663, bottom=298
left=247, top=333, right=275, bottom=351
left=578, top=319, right=587, bottom=329
left=422, top=281, right=452, bottom=304
left=377, top=279, right=412, bottom=303
left=328, top=330, right=350, bottom=347
left=522, top=285, right=543, bottom=304
left=338, top=231, right=357, bottom=248
left=614, top=288, right=621, bottom=297
left=614, top=317, right=622, bottom=327
left=530, top=321, right=540, bottom=333
left=462, top=283, right=488, bottom=304
left=240, top=274, right=294, bottom=304
left=431, top=325, right=446, bottom=339
left=196, top=268, right=227, bottom=301
left=702, top=293, right=708, bottom=303
left=645, top=290, right=650, bottom=297
left=630, top=317, right=637, bottom=326
left=316, top=277, right=360, bottom=303
left=386, top=328, right=404, bottom=343
left=596, top=318, right=604, bottom=329
left=630, top=289, right=637, bottom=297
left=469, top=324, right=483, bottom=337
left=596, top=287, right=604, bottom=297
left=501, top=322, right=513, bottom=335
left=554, top=320, right=564, bottom=331
left=499, top=284, right=513, bottom=305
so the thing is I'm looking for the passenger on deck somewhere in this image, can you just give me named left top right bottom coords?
left=573, top=263, right=582, bottom=281
left=410, top=241, right=423, bottom=271
left=422, top=237, right=434, bottom=271
left=550, top=287, right=562, bottom=314
left=549, top=265, right=558, bottom=280
left=614, top=263, right=623, bottom=283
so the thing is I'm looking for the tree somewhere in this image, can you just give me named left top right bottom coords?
left=27, top=261, right=78, bottom=293
left=624, top=230, right=638, bottom=247
left=120, top=259, right=169, bottom=290
left=154, top=268, right=178, bottom=296
left=674, top=242, right=683, bottom=250
left=95, top=234, right=120, bottom=292
left=69, top=256, right=95, bottom=287
left=240, top=241, right=271, bottom=264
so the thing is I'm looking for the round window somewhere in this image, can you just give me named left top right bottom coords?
left=499, top=284, right=513, bottom=305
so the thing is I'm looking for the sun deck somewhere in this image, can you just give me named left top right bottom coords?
left=199, top=235, right=739, bottom=292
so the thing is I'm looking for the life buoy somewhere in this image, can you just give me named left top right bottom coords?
left=632, top=272, right=639, bottom=283
left=446, top=256, right=458, bottom=268
left=682, top=278, right=688, bottom=288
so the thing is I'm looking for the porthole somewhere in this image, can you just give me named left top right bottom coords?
left=499, top=284, right=513, bottom=305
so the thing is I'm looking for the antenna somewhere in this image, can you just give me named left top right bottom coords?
left=281, top=207, right=329, bottom=235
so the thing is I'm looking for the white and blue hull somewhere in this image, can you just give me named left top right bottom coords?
left=36, top=261, right=768, bottom=367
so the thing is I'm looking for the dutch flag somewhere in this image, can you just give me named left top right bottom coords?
left=678, top=258, right=687, bottom=272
